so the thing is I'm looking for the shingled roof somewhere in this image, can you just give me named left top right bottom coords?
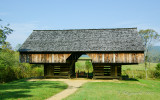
left=19, top=28, right=144, bottom=52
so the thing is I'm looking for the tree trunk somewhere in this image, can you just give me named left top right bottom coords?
left=145, top=61, right=148, bottom=79
left=144, top=52, right=148, bottom=79
left=87, top=70, right=89, bottom=78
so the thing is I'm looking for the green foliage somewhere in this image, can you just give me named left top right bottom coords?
left=75, top=60, right=93, bottom=73
left=122, top=63, right=157, bottom=79
left=0, top=19, right=13, bottom=47
left=154, top=63, right=160, bottom=78
left=0, top=49, right=44, bottom=83
left=0, top=19, right=43, bottom=83
left=139, top=29, right=160, bottom=79
left=139, top=29, right=159, bottom=48
left=156, top=63, right=160, bottom=70
left=85, top=60, right=93, bottom=72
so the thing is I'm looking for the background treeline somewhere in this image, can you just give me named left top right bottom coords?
left=0, top=48, right=43, bottom=83
left=148, top=46, right=160, bottom=63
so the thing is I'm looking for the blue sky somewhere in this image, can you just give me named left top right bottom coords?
left=0, top=0, right=160, bottom=48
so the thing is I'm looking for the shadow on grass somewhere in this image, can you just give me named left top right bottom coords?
left=0, top=79, right=67, bottom=100
left=0, top=90, right=32, bottom=100
left=122, top=75, right=139, bottom=81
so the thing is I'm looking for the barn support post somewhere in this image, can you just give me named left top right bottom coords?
left=115, top=66, right=118, bottom=77
left=44, top=64, right=54, bottom=78
left=111, top=66, right=115, bottom=77
left=71, top=60, right=76, bottom=77
left=67, top=60, right=76, bottom=78
left=44, top=64, right=47, bottom=78
left=92, top=65, right=95, bottom=79
left=117, top=65, right=122, bottom=80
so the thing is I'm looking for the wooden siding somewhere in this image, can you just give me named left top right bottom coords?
left=93, top=65, right=121, bottom=79
left=20, top=53, right=71, bottom=63
left=20, top=52, right=144, bottom=64
left=44, top=62, right=76, bottom=78
left=87, top=53, right=144, bottom=63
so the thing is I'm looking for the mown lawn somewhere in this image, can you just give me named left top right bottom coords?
left=0, top=79, right=68, bottom=100
left=64, top=79, right=160, bottom=100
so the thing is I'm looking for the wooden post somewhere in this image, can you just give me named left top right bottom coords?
left=78, top=70, right=79, bottom=78
left=53, top=65, right=54, bottom=76
left=111, top=66, right=115, bottom=76
left=117, top=65, right=122, bottom=79
left=44, top=64, right=47, bottom=78
left=76, top=70, right=78, bottom=78
left=115, top=66, right=117, bottom=77
left=87, top=70, right=89, bottom=78
left=93, top=65, right=95, bottom=79
left=72, top=61, right=75, bottom=76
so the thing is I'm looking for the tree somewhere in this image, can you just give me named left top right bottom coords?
left=2, top=42, right=12, bottom=49
left=139, top=29, right=160, bottom=78
left=75, top=62, right=81, bottom=72
left=0, top=19, right=13, bottom=48
left=85, top=60, right=93, bottom=72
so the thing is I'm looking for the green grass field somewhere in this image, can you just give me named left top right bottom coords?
left=64, top=79, right=160, bottom=100
left=122, top=63, right=158, bottom=79
left=122, top=63, right=157, bottom=71
left=0, top=79, right=68, bottom=100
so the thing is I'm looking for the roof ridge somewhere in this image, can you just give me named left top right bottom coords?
left=33, top=27, right=137, bottom=31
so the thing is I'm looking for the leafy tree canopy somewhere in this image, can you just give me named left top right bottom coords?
left=139, top=29, right=160, bottom=49
left=0, top=19, right=13, bottom=48
left=139, top=29, right=160, bottom=78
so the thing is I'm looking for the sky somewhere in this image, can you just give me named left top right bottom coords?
left=0, top=0, right=160, bottom=48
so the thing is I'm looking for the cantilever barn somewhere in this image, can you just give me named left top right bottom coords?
left=19, top=28, right=144, bottom=79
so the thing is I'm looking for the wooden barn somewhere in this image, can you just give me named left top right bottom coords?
left=19, top=28, right=144, bottom=79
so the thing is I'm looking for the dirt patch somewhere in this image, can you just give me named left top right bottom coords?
left=28, top=78, right=119, bottom=100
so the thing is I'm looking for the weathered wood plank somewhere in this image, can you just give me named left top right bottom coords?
left=20, top=53, right=143, bottom=64
left=87, top=53, right=144, bottom=63
left=94, top=73, right=104, bottom=76
left=94, top=70, right=104, bottom=73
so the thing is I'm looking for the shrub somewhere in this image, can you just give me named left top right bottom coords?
left=154, top=63, right=160, bottom=78
left=156, top=63, right=160, bottom=70
left=154, top=72, right=160, bottom=78
left=0, top=49, right=44, bottom=83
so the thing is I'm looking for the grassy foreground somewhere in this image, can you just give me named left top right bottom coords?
left=0, top=79, right=68, bottom=100
left=64, top=79, right=160, bottom=100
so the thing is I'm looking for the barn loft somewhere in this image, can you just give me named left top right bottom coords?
left=19, top=28, right=144, bottom=79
